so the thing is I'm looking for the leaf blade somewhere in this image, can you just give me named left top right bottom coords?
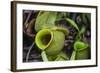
left=35, top=11, right=57, bottom=32
left=66, top=18, right=79, bottom=31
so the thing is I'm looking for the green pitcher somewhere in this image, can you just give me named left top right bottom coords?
left=74, top=41, right=90, bottom=60
left=35, top=29, right=67, bottom=56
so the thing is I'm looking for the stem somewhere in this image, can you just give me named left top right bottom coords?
left=41, top=51, right=48, bottom=62
left=24, top=11, right=32, bottom=29
left=70, top=51, right=76, bottom=60
left=26, top=43, right=34, bottom=62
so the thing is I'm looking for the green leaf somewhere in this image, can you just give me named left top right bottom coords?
left=75, top=26, right=85, bottom=40
left=66, top=18, right=79, bottom=31
left=86, top=13, right=91, bottom=22
left=51, top=26, right=69, bottom=36
left=55, top=52, right=69, bottom=61
left=35, top=11, right=57, bottom=32
left=55, top=56, right=65, bottom=61
left=81, top=13, right=91, bottom=24
left=48, top=52, right=69, bottom=61
left=81, top=14, right=88, bottom=24
left=47, top=55, right=57, bottom=61
left=56, top=12, right=70, bottom=21
left=56, top=13, right=63, bottom=21
left=79, top=26, right=86, bottom=35
left=57, top=52, right=69, bottom=60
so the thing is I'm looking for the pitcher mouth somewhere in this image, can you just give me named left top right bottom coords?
left=74, top=41, right=88, bottom=51
left=35, top=29, right=53, bottom=50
